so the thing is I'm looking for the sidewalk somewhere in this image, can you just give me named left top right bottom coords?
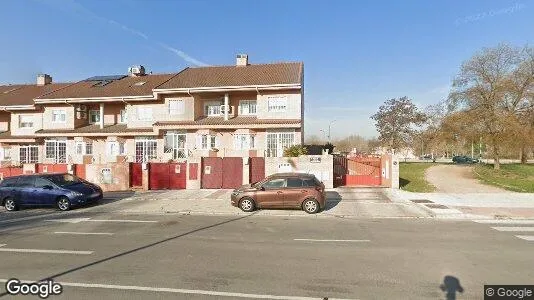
left=387, top=189, right=534, bottom=219
left=91, top=188, right=431, bottom=219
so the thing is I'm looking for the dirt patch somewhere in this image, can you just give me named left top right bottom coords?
left=425, top=164, right=507, bottom=193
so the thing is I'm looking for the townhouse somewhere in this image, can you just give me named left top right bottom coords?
left=0, top=55, right=304, bottom=165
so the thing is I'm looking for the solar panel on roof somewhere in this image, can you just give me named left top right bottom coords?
left=84, top=75, right=126, bottom=82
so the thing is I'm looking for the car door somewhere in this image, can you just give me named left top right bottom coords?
left=31, top=177, right=58, bottom=207
left=255, top=178, right=286, bottom=208
left=0, top=177, right=21, bottom=204
left=284, top=177, right=308, bottom=208
left=14, top=176, right=38, bottom=206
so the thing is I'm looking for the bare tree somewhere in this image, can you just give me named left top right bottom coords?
left=370, top=97, right=427, bottom=151
left=305, top=134, right=324, bottom=145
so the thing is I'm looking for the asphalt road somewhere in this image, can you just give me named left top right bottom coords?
left=0, top=209, right=533, bottom=299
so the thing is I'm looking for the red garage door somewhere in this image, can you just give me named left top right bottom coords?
left=149, top=163, right=187, bottom=190
left=201, top=157, right=222, bottom=189
left=249, top=157, right=265, bottom=184
left=222, top=157, right=243, bottom=189
left=130, top=163, right=143, bottom=187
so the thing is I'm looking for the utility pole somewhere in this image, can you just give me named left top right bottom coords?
left=471, top=140, right=474, bottom=158
left=328, top=120, right=336, bottom=143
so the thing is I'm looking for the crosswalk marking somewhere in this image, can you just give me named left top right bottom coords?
left=515, top=235, right=534, bottom=241
left=491, top=227, right=534, bottom=232
left=474, top=220, right=534, bottom=225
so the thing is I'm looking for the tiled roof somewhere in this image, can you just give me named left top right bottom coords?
left=154, top=116, right=301, bottom=126
left=156, top=63, right=303, bottom=89
left=0, top=83, right=71, bottom=106
left=36, top=74, right=177, bottom=100
left=35, top=124, right=154, bottom=134
left=0, top=131, right=36, bottom=139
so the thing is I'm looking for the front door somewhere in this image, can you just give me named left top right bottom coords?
left=283, top=177, right=309, bottom=208
left=256, top=178, right=286, bottom=208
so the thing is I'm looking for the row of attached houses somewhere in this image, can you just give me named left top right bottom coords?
left=0, top=55, right=304, bottom=166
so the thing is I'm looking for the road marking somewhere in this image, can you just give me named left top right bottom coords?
left=54, top=232, right=114, bottom=236
left=86, top=219, right=157, bottom=223
left=491, top=227, right=534, bottom=232
left=0, top=245, right=92, bottom=255
left=515, top=235, right=534, bottom=241
left=294, top=239, right=371, bottom=242
left=47, top=218, right=91, bottom=224
left=0, top=279, right=357, bottom=300
left=474, top=220, right=534, bottom=225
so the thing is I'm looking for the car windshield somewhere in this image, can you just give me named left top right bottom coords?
left=45, top=174, right=82, bottom=187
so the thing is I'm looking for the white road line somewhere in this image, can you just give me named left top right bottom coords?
left=0, top=247, right=93, bottom=255
left=54, top=232, right=114, bottom=236
left=515, top=235, right=534, bottom=241
left=491, top=227, right=534, bottom=232
left=294, top=239, right=371, bottom=242
left=0, top=244, right=5, bottom=247
left=47, top=218, right=91, bottom=224
left=86, top=219, right=157, bottom=223
left=474, top=220, right=534, bottom=225
left=0, top=279, right=357, bottom=300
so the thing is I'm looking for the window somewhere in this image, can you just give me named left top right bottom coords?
left=263, top=178, right=286, bottom=189
left=286, top=178, right=304, bottom=188
left=35, top=177, right=53, bottom=188
left=0, top=177, right=19, bottom=187
left=46, top=174, right=82, bottom=187
left=16, top=176, right=35, bottom=187
left=19, top=115, right=33, bottom=128
left=107, top=141, right=126, bottom=156
left=52, top=110, right=66, bottom=123
left=164, top=131, right=187, bottom=159
left=135, top=138, right=157, bottom=162
left=19, top=146, right=38, bottom=164
left=75, top=142, right=93, bottom=155
left=267, top=96, right=288, bottom=112
left=266, top=131, right=295, bottom=157
left=234, top=134, right=255, bottom=150
left=119, top=110, right=128, bottom=123
left=86, top=143, right=93, bottom=155
left=239, top=100, right=257, bottom=115
left=89, top=110, right=100, bottom=123
left=303, top=178, right=319, bottom=187
left=45, top=140, right=67, bottom=163
left=168, top=100, right=185, bottom=115
left=0, top=148, right=11, bottom=160
left=137, top=107, right=153, bottom=121
left=204, top=101, right=222, bottom=116
left=76, top=142, right=83, bottom=155
left=198, top=134, right=216, bottom=150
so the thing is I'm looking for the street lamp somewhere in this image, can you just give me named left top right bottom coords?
left=319, top=129, right=326, bottom=142
left=328, top=120, right=336, bottom=143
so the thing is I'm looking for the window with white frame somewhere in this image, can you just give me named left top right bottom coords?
left=19, top=145, right=39, bottom=164
left=234, top=134, right=255, bottom=150
left=204, top=101, right=222, bottom=116
left=107, top=141, right=126, bottom=157
left=0, top=147, right=11, bottom=160
left=19, top=115, right=34, bottom=128
left=164, top=131, right=187, bottom=159
left=89, top=110, right=100, bottom=123
left=119, top=109, right=128, bottom=123
left=134, top=137, right=156, bottom=162
left=51, top=109, right=66, bottom=123
left=267, top=96, right=288, bottom=112
left=137, top=107, right=153, bottom=121
left=45, top=139, right=67, bottom=163
left=238, top=100, right=257, bottom=115
left=197, top=134, right=216, bottom=150
left=168, top=99, right=185, bottom=115
left=266, top=131, right=295, bottom=157
left=75, top=142, right=93, bottom=155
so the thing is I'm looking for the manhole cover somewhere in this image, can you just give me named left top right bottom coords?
left=425, top=204, right=449, bottom=209
left=411, top=199, right=433, bottom=204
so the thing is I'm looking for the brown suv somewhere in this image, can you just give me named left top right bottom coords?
left=230, top=173, right=326, bottom=214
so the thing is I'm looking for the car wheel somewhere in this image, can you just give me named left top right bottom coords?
left=239, top=197, right=255, bottom=212
left=57, top=197, right=71, bottom=211
left=3, top=198, right=17, bottom=212
left=302, top=198, right=320, bottom=214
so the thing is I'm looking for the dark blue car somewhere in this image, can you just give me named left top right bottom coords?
left=0, top=173, right=103, bottom=212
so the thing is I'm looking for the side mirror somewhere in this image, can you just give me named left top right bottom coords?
left=43, top=185, right=53, bottom=190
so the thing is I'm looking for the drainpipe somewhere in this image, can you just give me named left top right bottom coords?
left=224, top=93, right=229, bottom=121
left=99, top=103, right=104, bottom=129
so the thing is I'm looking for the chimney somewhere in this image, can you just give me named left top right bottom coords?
left=37, top=74, right=52, bottom=86
left=236, top=54, right=248, bottom=66
left=128, top=65, right=146, bottom=77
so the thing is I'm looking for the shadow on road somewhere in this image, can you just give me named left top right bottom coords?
left=324, top=191, right=342, bottom=211
left=440, top=275, right=464, bottom=300
left=399, top=177, right=410, bottom=188
left=0, top=212, right=257, bottom=298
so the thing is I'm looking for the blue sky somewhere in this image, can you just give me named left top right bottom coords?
left=1, top=0, right=532, bottom=139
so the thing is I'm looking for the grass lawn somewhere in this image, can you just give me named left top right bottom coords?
left=399, top=162, right=437, bottom=192
left=474, top=163, right=534, bottom=192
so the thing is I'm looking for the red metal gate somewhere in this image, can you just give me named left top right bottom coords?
left=334, top=155, right=382, bottom=186
left=148, top=163, right=187, bottom=190
left=37, top=164, right=68, bottom=173
left=74, top=164, right=86, bottom=180
left=249, top=157, right=265, bottom=184
left=201, top=157, right=243, bottom=189
left=0, top=167, right=23, bottom=180
left=130, top=163, right=143, bottom=187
